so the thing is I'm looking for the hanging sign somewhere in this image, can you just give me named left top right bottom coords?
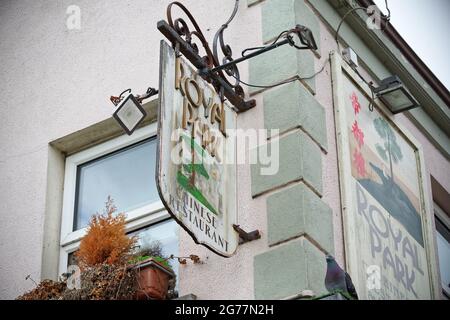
left=156, top=40, right=239, bottom=257
left=331, top=53, right=438, bottom=299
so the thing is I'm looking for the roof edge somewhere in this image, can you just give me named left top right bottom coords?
left=357, top=0, right=450, bottom=108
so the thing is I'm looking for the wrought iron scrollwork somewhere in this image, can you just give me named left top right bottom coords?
left=159, top=1, right=318, bottom=111
left=212, top=0, right=244, bottom=98
left=166, top=1, right=215, bottom=68
left=166, top=0, right=245, bottom=101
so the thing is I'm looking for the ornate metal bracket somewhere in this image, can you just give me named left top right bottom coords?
left=233, top=224, right=261, bottom=244
left=157, top=1, right=318, bottom=112
left=110, top=87, right=158, bottom=106
left=157, top=1, right=256, bottom=112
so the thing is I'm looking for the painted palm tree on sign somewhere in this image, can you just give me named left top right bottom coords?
left=373, top=117, right=403, bottom=187
left=177, top=131, right=218, bottom=215
left=357, top=117, right=423, bottom=245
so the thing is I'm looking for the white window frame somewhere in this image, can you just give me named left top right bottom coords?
left=435, top=203, right=450, bottom=232
left=434, top=202, right=450, bottom=298
left=59, top=123, right=169, bottom=274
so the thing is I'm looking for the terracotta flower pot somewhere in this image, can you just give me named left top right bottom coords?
left=133, top=257, right=175, bottom=300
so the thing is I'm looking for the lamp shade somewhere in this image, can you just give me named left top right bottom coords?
left=373, top=75, right=419, bottom=114
left=112, top=93, right=147, bottom=135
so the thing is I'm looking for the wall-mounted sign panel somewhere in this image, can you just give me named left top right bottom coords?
left=331, top=53, right=439, bottom=299
left=157, top=40, right=239, bottom=257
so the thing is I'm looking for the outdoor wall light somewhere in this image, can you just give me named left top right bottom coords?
left=373, top=75, right=419, bottom=114
left=110, top=87, right=158, bottom=135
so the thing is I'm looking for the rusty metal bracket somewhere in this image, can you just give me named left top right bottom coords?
left=157, top=19, right=255, bottom=112
left=110, top=87, right=158, bottom=106
left=157, top=1, right=256, bottom=113
left=233, top=224, right=261, bottom=244
left=157, top=1, right=318, bottom=112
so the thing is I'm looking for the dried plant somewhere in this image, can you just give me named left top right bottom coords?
left=17, top=280, right=67, bottom=300
left=62, top=264, right=137, bottom=300
left=76, top=196, right=136, bottom=267
left=171, top=254, right=202, bottom=265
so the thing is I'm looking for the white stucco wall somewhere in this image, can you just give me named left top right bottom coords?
left=0, top=0, right=262, bottom=299
left=0, top=0, right=448, bottom=300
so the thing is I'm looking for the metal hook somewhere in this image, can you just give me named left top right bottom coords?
left=233, top=224, right=261, bottom=244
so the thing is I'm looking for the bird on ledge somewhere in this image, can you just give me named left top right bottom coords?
left=324, top=254, right=359, bottom=300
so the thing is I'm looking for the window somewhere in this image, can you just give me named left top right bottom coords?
left=435, top=203, right=450, bottom=299
left=129, top=219, right=179, bottom=287
left=59, top=124, right=179, bottom=279
left=73, top=138, right=159, bottom=230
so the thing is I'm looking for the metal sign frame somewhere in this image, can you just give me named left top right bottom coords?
left=156, top=40, right=241, bottom=257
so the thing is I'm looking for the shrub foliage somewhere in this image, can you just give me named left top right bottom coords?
left=76, top=196, right=136, bottom=267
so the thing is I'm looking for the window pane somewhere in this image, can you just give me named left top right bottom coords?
left=436, top=218, right=450, bottom=297
left=67, top=220, right=179, bottom=274
left=129, top=219, right=180, bottom=291
left=67, top=219, right=179, bottom=297
left=74, top=138, right=159, bottom=230
left=67, top=251, right=78, bottom=267
left=67, top=219, right=179, bottom=273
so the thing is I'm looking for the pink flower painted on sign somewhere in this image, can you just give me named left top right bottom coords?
left=351, top=120, right=364, bottom=147
left=350, top=92, right=361, bottom=115
left=353, top=148, right=366, bottom=177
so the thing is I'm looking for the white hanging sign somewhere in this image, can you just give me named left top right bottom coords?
left=156, top=40, right=239, bottom=257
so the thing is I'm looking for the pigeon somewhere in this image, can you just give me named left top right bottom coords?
left=324, top=254, right=358, bottom=300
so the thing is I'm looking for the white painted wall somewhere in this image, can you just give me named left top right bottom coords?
left=0, top=0, right=448, bottom=300
left=0, top=0, right=262, bottom=299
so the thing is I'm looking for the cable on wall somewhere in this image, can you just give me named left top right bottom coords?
left=231, top=57, right=330, bottom=90
left=333, top=0, right=393, bottom=112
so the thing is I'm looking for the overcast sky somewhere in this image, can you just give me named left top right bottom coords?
left=373, top=0, right=450, bottom=91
